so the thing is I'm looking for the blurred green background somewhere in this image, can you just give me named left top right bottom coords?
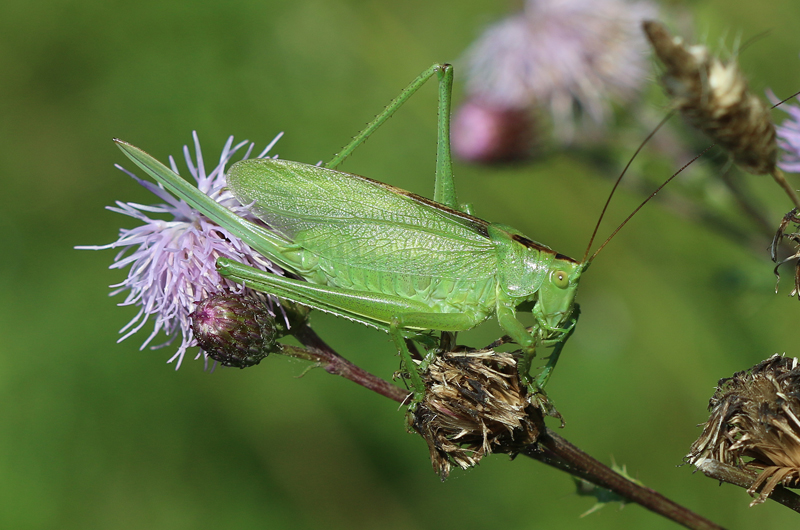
left=3, top=0, right=800, bottom=528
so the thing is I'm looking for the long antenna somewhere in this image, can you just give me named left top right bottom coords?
left=582, top=88, right=800, bottom=265
left=588, top=144, right=717, bottom=263
left=582, top=111, right=675, bottom=263
left=771, top=89, right=800, bottom=109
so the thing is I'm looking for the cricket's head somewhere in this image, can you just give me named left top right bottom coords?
left=536, top=255, right=583, bottom=331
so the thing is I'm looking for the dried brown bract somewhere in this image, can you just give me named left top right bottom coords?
left=411, top=349, right=544, bottom=480
left=771, top=208, right=800, bottom=298
left=686, top=354, right=800, bottom=505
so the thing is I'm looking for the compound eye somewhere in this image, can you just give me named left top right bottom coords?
left=552, top=270, right=569, bottom=289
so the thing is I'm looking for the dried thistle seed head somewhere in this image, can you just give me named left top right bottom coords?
left=686, top=354, right=800, bottom=505
left=643, top=20, right=778, bottom=175
left=191, top=293, right=282, bottom=368
left=411, top=349, right=543, bottom=480
left=771, top=208, right=800, bottom=298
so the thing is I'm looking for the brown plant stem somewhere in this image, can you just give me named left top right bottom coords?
left=277, top=325, right=724, bottom=529
left=525, top=432, right=725, bottom=530
left=692, top=458, right=800, bottom=513
left=281, top=323, right=410, bottom=403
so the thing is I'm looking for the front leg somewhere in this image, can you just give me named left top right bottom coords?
left=497, top=303, right=581, bottom=393
left=535, top=304, right=580, bottom=389
left=390, top=318, right=427, bottom=407
left=496, top=304, right=538, bottom=388
left=391, top=312, right=486, bottom=408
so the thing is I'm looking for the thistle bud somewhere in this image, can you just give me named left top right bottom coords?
left=191, top=293, right=281, bottom=368
left=686, top=354, right=800, bottom=505
left=411, top=349, right=543, bottom=480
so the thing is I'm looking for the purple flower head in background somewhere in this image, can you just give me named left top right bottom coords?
left=454, top=0, right=657, bottom=161
left=776, top=95, right=800, bottom=174
left=78, top=132, right=286, bottom=369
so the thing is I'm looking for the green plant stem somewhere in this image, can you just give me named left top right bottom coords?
left=771, top=167, right=800, bottom=211
left=282, top=323, right=410, bottom=403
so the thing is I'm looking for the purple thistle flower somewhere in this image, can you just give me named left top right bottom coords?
left=451, top=100, right=536, bottom=163
left=776, top=96, right=800, bottom=174
left=457, top=0, right=657, bottom=144
left=78, top=132, right=286, bottom=369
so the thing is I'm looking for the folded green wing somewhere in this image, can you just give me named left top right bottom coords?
left=227, top=159, right=497, bottom=280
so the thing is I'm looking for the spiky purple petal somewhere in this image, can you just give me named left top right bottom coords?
left=78, top=132, right=286, bottom=369
left=776, top=96, right=800, bottom=174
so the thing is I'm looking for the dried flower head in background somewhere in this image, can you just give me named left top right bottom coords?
left=644, top=21, right=800, bottom=209
left=77, top=132, right=286, bottom=368
left=453, top=0, right=657, bottom=160
left=643, top=20, right=776, bottom=175
left=771, top=208, right=800, bottom=298
left=412, top=349, right=543, bottom=480
left=770, top=98, right=800, bottom=293
left=686, top=354, right=800, bottom=505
